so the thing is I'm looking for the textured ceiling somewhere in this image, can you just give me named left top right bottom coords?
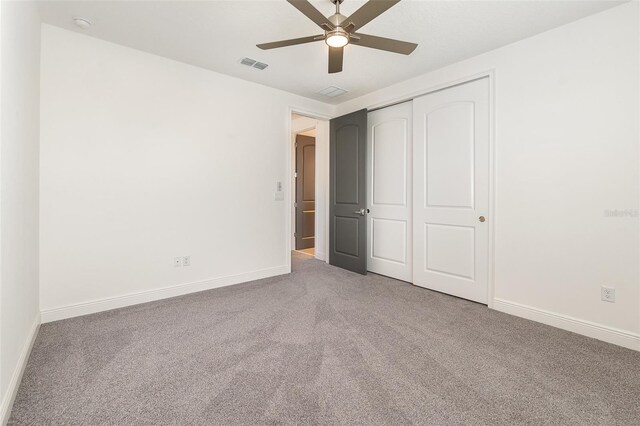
left=38, top=0, right=625, bottom=104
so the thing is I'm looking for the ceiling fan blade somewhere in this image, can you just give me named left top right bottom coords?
left=350, top=33, right=417, bottom=55
left=343, top=0, right=401, bottom=32
left=287, top=0, right=334, bottom=31
left=328, top=46, right=344, bottom=73
left=257, top=35, right=323, bottom=50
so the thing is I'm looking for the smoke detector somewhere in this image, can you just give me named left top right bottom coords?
left=73, top=17, right=92, bottom=30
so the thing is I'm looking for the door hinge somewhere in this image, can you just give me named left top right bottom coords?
left=294, top=172, right=298, bottom=178
left=294, top=232, right=297, bottom=237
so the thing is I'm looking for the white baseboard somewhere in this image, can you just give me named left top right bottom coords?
left=1, top=314, right=40, bottom=426
left=41, top=265, right=289, bottom=323
left=492, top=298, right=640, bottom=351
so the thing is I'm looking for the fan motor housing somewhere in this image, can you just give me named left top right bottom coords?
left=329, top=13, right=347, bottom=27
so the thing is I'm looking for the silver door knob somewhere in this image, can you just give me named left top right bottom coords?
left=354, top=208, right=366, bottom=216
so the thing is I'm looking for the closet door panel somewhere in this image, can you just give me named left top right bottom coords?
left=413, top=78, right=490, bottom=304
left=367, top=102, right=412, bottom=282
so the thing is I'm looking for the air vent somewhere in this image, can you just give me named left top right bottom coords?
left=240, top=58, right=269, bottom=70
left=317, top=86, right=348, bottom=98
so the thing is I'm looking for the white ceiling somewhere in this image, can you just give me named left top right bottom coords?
left=38, top=0, right=624, bottom=104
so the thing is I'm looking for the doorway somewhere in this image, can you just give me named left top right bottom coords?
left=290, top=113, right=330, bottom=261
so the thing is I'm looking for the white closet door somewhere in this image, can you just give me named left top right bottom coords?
left=413, top=78, right=490, bottom=303
left=367, top=102, right=412, bottom=282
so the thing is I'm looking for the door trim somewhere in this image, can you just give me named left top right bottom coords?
left=356, top=71, right=496, bottom=307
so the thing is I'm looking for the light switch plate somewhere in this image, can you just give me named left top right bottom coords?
left=274, top=192, right=284, bottom=201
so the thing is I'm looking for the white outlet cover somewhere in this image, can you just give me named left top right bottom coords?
left=183, top=256, right=191, bottom=266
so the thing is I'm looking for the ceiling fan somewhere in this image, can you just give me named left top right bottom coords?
left=257, top=0, right=418, bottom=74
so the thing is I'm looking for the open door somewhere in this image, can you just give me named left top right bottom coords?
left=329, top=109, right=367, bottom=274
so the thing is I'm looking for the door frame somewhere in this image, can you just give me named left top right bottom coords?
left=363, top=70, right=496, bottom=308
left=286, top=107, right=332, bottom=272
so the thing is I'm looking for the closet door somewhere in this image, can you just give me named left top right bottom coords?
left=413, top=78, right=490, bottom=303
left=367, top=102, right=412, bottom=282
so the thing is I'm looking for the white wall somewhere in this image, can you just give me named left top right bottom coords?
left=337, top=2, right=640, bottom=349
left=0, top=0, right=41, bottom=421
left=291, top=115, right=330, bottom=262
left=36, top=3, right=640, bottom=350
left=39, top=25, right=334, bottom=321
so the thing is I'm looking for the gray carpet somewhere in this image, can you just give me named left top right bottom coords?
left=9, top=253, right=640, bottom=425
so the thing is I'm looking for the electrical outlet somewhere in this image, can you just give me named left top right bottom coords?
left=174, top=257, right=182, bottom=267
left=182, top=256, right=191, bottom=267
left=601, top=286, right=615, bottom=303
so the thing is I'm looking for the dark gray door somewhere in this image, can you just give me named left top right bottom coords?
left=295, top=135, right=316, bottom=250
left=330, top=109, right=367, bottom=274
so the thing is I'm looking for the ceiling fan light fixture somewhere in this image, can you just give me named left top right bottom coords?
left=257, top=0, right=417, bottom=73
left=325, top=29, right=349, bottom=48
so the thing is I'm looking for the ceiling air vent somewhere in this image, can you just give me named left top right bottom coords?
left=240, top=58, right=268, bottom=70
left=317, top=86, right=348, bottom=98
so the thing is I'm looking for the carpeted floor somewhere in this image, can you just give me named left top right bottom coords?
left=9, top=253, right=640, bottom=425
